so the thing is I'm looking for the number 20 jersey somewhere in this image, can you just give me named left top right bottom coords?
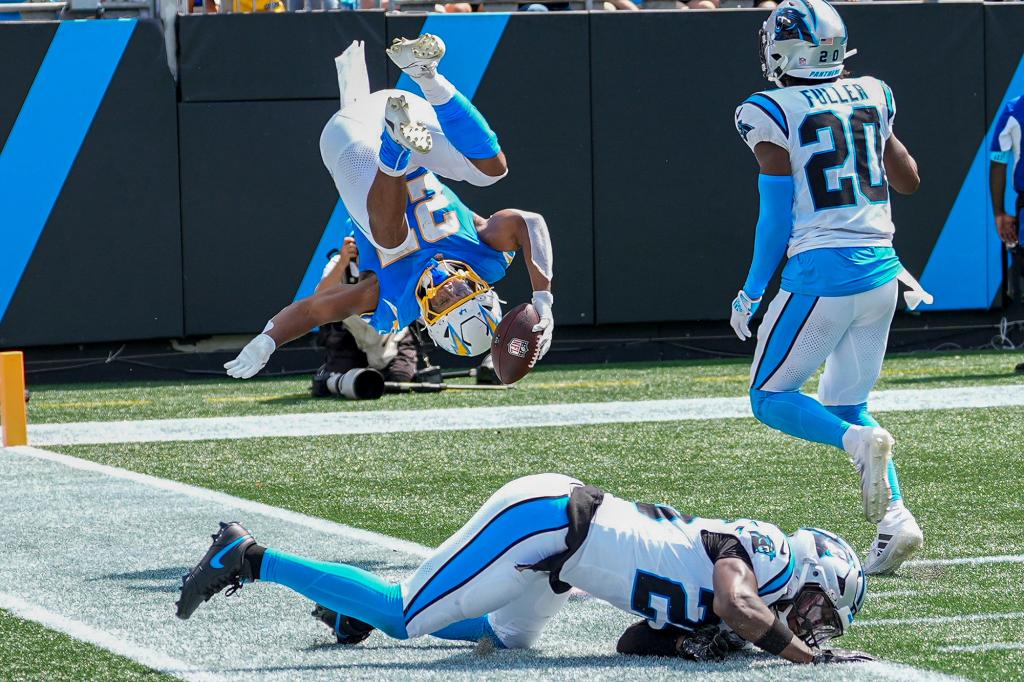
left=558, top=493, right=797, bottom=631
left=734, top=76, right=897, bottom=257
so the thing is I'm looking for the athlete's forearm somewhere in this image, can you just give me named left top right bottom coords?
left=990, top=161, right=1009, bottom=216
left=517, top=211, right=553, bottom=293
left=265, top=279, right=379, bottom=347
left=742, top=174, right=793, bottom=300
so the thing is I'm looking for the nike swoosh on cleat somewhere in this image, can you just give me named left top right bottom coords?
left=210, top=536, right=247, bottom=569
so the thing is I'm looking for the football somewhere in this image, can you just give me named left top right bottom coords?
left=491, top=303, right=542, bottom=385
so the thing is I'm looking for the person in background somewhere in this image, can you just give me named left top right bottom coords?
left=311, top=234, right=421, bottom=397
left=989, top=94, right=1024, bottom=374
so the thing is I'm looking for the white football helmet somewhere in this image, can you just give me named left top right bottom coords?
left=416, top=259, right=502, bottom=357
left=777, top=527, right=867, bottom=647
left=760, top=0, right=856, bottom=85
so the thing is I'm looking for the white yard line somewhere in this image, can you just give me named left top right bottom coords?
left=0, top=593, right=224, bottom=682
left=905, top=554, right=1024, bottom=568
left=8, top=446, right=430, bottom=558
left=27, top=384, right=1024, bottom=446
left=937, top=642, right=1024, bottom=653
left=860, top=612, right=1024, bottom=627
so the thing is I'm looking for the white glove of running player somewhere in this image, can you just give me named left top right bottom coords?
left=531, top=290, right=554, bottom=366
left=729, top=290, right=761, bottom=341
left=224, top=333, right=276, bottom=379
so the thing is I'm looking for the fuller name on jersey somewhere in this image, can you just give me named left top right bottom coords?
left=735, top=76, right=896, bottom=257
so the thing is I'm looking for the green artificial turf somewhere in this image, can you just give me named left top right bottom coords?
left=59, top=405, right=1024, bottom=680
left=0, top=609, right=169, bottom=681
left=26, top=349, right=1024, bottom=424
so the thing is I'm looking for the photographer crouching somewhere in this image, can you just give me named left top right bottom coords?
left=311, top=236, right=423, bottom=398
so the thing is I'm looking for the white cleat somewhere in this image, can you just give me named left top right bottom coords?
left=384, top=94, right=432, bottom=155
left=863, top=505, right=924, bottom=575
left=387, top=34, right=446, bottom=79
left=849, top=426, right=894, bottom=524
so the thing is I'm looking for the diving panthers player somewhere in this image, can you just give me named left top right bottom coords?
left=224, top=36, right=554, bottom=378
left=730, top=0, right=923, bottom=575
left=176, top=474, right=872, bottom=664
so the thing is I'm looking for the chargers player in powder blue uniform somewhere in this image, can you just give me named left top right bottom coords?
left=224, top=36, right=555, bottom=376
left=730, top=0, right=924, bottom=575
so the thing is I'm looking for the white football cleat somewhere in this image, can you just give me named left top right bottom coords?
left=384, top=94, right=432, bottom=155
left=848, top=426, right=894, bottom=524
left=387, top=34, right=446, bottom=79
left=863, top=505, right=924, bottom=575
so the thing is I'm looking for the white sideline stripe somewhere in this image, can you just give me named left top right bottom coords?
left=860, top=612, right=1024, bottom=627
left=7, top=445, right=431, bottom=558
left=937, top=642, right=1024, bottom=653
left=905, top=554, right=1024, bottom=568
left=0, top=592, right=225, bottom=682
left=26, top=384, right=1024, bottom=446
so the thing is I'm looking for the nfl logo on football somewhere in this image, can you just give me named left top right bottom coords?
left=508, top=338, right=529, bottom=358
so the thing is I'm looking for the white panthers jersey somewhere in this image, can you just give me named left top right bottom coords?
left=735, top=76, right=897, bottom=257
left=559, top=493, right=796, bottom=631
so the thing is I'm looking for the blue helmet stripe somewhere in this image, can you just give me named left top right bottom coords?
left=744, top=94, right=790, bottom=138
left=758, top=550, right=796, bottom=596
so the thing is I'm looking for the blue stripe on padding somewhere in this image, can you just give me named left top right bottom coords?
left=745, top=94, right=789, bottom=138
left=919, top=52, right=1024, bottom=311
left=396, top=13, right=511, bottom=100
left=752, top=293, right=819, bottom=389
left=293, top=202, right=355, bottom=301
left=0, top=19, right=136, bottom=324
left=404, top=495, right=569, bottom=624
left=758, top=550, right=795, bottom=596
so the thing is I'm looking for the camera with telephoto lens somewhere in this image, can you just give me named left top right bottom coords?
left=311, top=366, right=385, bottom=400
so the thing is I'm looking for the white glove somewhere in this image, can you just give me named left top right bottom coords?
left=530, top=290, right=554, bottom=366
left=224, top=333, right=276, bottom=379
left=729, top=290, right=761, bottom=341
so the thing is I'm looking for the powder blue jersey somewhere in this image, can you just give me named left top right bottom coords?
left=735, top=77, right=903, bottom=296
left=991, top=95, right=1024, bottom=193
left=353, top=168, right=514, bottom=334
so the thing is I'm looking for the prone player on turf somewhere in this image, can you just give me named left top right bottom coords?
left=177, top=474, right=873, bottom=665
left=729, top=0, right=924, bottom=575
left=224, top=37, right=555, bottom=378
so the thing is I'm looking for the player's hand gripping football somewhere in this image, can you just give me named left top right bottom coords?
left=730, top=290, right=761, bottom=341
left=530, top=290, right=554, bottom=366
left=224, top=333, right=276, bottom=379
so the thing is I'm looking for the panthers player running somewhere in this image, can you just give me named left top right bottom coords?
left=224, top=36, right=555, bottom=378
left=177, top=474, right=872, bottom=664
left=730, top=0, right=923, bottom=575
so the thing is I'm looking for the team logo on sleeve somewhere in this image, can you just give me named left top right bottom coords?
left=749, top=531, right=777, bottom=561
left=736, top=119, right=754, bottom=142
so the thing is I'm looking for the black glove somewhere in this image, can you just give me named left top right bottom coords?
left=811, top=648, right=877, bottom=664
left=676, top=624, right=745, bottom=662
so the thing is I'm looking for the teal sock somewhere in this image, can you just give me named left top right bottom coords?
left=261, top=549, right=408, bottom=639
left=750, top=389, right=850, bottom=450
left=825, top=402, right=902, bottom=503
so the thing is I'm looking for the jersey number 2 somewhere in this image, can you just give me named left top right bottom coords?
left=800, top=106, right=888, bottom=211
left=631, top=570, right=717, bottom=631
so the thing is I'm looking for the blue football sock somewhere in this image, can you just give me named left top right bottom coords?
left=825, top=402, right=903, bottom=502
left=431, top=616, right=507, bottom=648
left=260, top=549, right=408, bottom=639
left=378, top=129, right=411, bottom=174
left=750, top=389, right=850, bottom=450
left=433, top=92, right=501, bottom=160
